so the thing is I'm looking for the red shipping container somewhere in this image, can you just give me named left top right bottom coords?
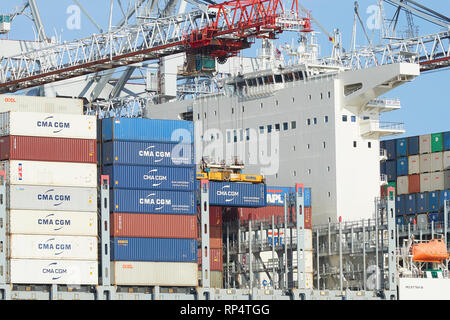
left=197, top=248, right=223, bottom=271
left=197, top=225, right=223, bottom=249
left=197, top=205, right=222, bottom=226
left=380, top=186, right=386, bottom=199
left=0, top=136, right=97, bottom=163
left=408, top=174, right=420, bottom=194
left=110, top=212, right=197, bottom=238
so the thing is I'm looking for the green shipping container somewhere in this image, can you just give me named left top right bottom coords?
left=431, top=133, right=443, bottom=152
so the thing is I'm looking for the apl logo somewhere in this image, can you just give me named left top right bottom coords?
left=139, top=193, right=172, bottom=210
left=37, top=116, right=70, bottom=134
left=267, top=193, right=283, bottom=205
left=138, top=146, right=171, bottom=163
left=143, top=169, right=167, bottom=187
left=216, top=185, right=239, bottom=202
left=42, top=262, right=68, bottom=280
left=37, top=189, right=71, bottom=207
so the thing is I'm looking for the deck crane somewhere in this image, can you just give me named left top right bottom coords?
left=0, top=0, right=312, bottom=94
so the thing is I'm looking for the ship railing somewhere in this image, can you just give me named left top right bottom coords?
left=380, top=174, right=388, bottom=185
left=367, top=98, right=401, bottom=107
left=377, top=121, right=404, bottom=131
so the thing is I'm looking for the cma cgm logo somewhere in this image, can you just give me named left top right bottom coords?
left=37, top=213, right=71, bottom=231
left=37, top=116, right=70, bottom=133
left=143, top=169, right=167, bottom=187
left=38, top=189, right=71, bottom=206
left=216, top=185, right=239, bottom=202
left=139, top=193, right=171, bottom=210
left=138, top=146, right=171, bottom=162
left=38, top=238, right=72, bottom=256
left=42, top=262, right=68, bottom=280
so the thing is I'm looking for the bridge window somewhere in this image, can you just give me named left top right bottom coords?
left=283, top=122, right=288, bottom=130
left=259, top=126, right=264, bottom=134
left=275, top=74, right=283, bottom=83
left=291, top=121, right=297, bottom=129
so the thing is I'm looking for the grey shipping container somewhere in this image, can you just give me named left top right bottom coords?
left=419, top=134, right=432, bottom=154
left=431, top=152, right=444, bottom=172
left=416, top=214, right=428, bottom=230
left=444, top=151, right=450, bottom=170
left=396, top=176, right=409, bottom=195
left=420, top=173, right=432, bottom=193
left=431, top=171, right=444, bottom=191
left=408, top=155, right=420, bottom=175
left=420, top=154, right=431, bottom=173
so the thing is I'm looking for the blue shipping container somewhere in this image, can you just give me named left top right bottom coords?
left=407, top=136, right=420, bottom=155
left=405, top=194, right=416, bottom=215
left=380, top=162, right=386, bottom=175
left=396, top=138, right=407, bottom=157
left=428, top=213, right=442, bottom=223
left=386, top=160, right=397, bottom=182
left=111, top=189, right=196, bottom=215
left=440, top=190, right=450, bottom=210
left=385, top=139, right=397, bottom=160
left=416, top=192, right=427, bottom=213
left=396, top=157, right=408, bottom=176
left=102, top=165, right=195, bottom=191
left=396, top=216, right=405, bottom=225
left=266, top=186, right=293, bottom=206
left=405, top=215, right=416, bottom=225
left=396, top=195, right=405, bottom=216
left=102, top=141, right=195, bottom=167
left=209, top=182, right=266, bottom=207
left=444, top=131, right=450, bottom=151
left=428, top=191, right=439, bottom=212
left=111, top=237, right=197, bottom=262
left=102, top=117, right=194, bottom=143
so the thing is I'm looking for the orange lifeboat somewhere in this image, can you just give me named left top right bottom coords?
left=412, top=239, right=449, bottom=263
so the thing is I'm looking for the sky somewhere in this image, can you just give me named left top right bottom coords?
left=0, top=0, right=448, bottom=138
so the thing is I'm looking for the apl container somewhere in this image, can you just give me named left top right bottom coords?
left=0, top=112, right=96, bottom=139
left=431, top=133, right=443, bottom=153
left=102, top=117, right=194, bottom=143
left=385, top=139, right=396, bottom=160
left=9, top=259, right=98, bottom=285
left=111, top=237, right=197, bottom=262
left=396, top=195, right=405, bottom=216
left=1, top=160, right=97, bottom=188
left=8, top=185, right=97, bottom=212
left=408, top=175, right=420, bottom=194
left=396, top=176, right=409, bottom=195
left=405, top=194, right=416, bottom=215
left=419, top=154, right=431, bottom=173
left=102, top=165, right=195, bottom=191
left=0, top=95, right=83, bottom=114
left=111, top=261, right=197, bottom=286
left=420, top=173, right=431, bottom=193
left=397, top=138, right=408, bottom=157
left=416, top=193, right=427, bottom=213
left=266, top=186, right=293, bottom=206
left=9, top=235, right=97, bottom=260
left=110, top=213, right=197, bottom=238
left=431, top=152, right=443, bottom=172
left=102, top=141, right=194, bottom=167
left=386, top=160, right=397, bottom=182
left=444, top=131, right=450, bottom=151
left=419, top=134, right=432, bottom=154
left=209, top=182, right=266, bottom=207
left=408, top=155, right=420, bottom=175
left=110, top=189, right=195, bottom=215
left=428, top=191, right=439, bottom=212
left=0, top=136, right=96, bottom=163
left=9, top=210, right=97, bottom=236
left=397, top=157, right=408, bottom=176
left=407, top=136, right=420, bottom=155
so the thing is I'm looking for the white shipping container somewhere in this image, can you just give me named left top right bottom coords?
left=419, top=134, right=432, bottom=154
left=420, top=173, right=432, bottom=193
left=431, top=152, right=444, bottom=172
left=420, top=154, right=431, bottom=173
left=0, top=95, right=83, bottom=115
left=8, top=185, right=97, bottom=212
left=9, top=259, right=98, bottom=285
left=111, top=261, right=198, bottom=286
left=408, top=155, right=420, bottom=175
left=444, top=151, right=450, bottom=170
left=396, top=176, right=409, bottom=195
left=9, top=210, right=97, bottom=236
left=431, top=171, right=445, bottom=191
left=0, top=112, right=95, bottom=139
left=10, top=235, right=97, bottom=260
left=1, top=160, right=97, bottom=188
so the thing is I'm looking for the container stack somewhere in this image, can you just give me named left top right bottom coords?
left=0, top=111, right=98, bottom=285
left=100, top=117, right=198, bottom=287
left=381, top=131, right=450, bottom=227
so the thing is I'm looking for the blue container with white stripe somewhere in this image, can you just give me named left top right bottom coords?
left=405, top=194, right=416, bottom=215
left=111, top=189, right=196, bottom=215
left=102, top=117, right=194, bottom=143
left=396, top=138, right=407, bottom=157
left=396, top=157, right=408, bottom=176
left=103, top=165, right=195, bottom=191
left=209, top=182, right=266, bottom=207
left=111, top=237, right=197, bottom=262
left=102, top=141, right=195, bottom=167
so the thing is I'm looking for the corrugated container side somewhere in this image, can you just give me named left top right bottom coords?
left=419, top=154, right=431, bottom=173
left=9, top=210, right=97, bottom=236
left=445, top=170, right=450, bottom=190
left=428, top=191, right=439, bottom=212
left=440, top=190, right=449, bottom=210
left=397, top=157, right=408, bottom=176
left=208, top=226, right=223, bottom=249
left=386, top=160, right=397, bottom=182
left=444, top=151, right=450, bottom=170
left=102, top=165, right=195, bottom=191
left=419, top=134, right=432, bottom=154
left=0, top=95, right=83, bottom=114
left=102, top=140, right=195, bottom=167
left=198, top=271, right=223, bottom=288
left=385, top=139, right=396, bottom=160
left=407, top=136, right=419, bottom=156
left=9, top=259, right=98, bottom=285
left=209, top=182, right=266, bottom=207
left=1, top=160, right=97, bottom=188
left=420, top=173, right=432, bottom=193
left=9, top=235, right=97, bottom=260
left=431, top=171, right=445, bottom=191
left=110, top=212, right=197, bottom=238
left=431, top=133, right=443, bottom=153
left=0, top=136, right=96, bottom=163
left=396, top=176, right=409, bottom=195
left=101, top=118, right=194, bottom=143
left=396, top=195, right=405, bottom=216
left=8, top=185, right=97, bottom=212
left=209, top=206, right=223, bottom=226
left=0, top=112, right=96, bottom=139
left=408, top=175, right=420, bottom=194
left=110, top=237, right=197, bottom=262
left=198, top=248, right=223, bottom=271
left=111, top=189, right=196, bottom=215
left=444, top=131, right=450, bottom=151
left=417, top=213, right=428, bottom=230
left=416, top=193, right=427, bottom=213
left=397, top=138, right=408, bottom=157
left=431, top=152, right=443, bottom=172
left=408, top=155, right=420, bottom=175
left=405, top=194, right=416, bottom=215
left=111, top=261, right=198, bottom=286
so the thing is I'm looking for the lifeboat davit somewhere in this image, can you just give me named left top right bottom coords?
left=412, top=239, right=449, bottom=263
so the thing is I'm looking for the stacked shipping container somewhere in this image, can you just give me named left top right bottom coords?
left=381, top=131, right=450, bottom=227
left=0, top=111, right=98, bottom=285
left=100, top=118, right=198, bottom=286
